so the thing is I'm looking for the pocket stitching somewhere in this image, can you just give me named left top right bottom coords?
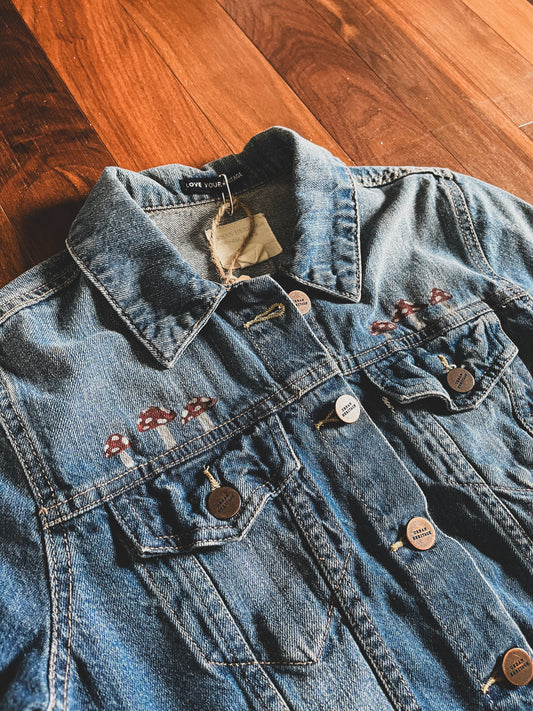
left=113, top=412, right=302, bottom=553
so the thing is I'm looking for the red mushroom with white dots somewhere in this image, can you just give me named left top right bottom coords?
left=181, top=396, right=218, bottom=432
left=104, top=434, right=134, bottom=468
left=392, top=299, right=427, bottom=330
left=137, top=406, right=177, bottom=448
left=429, top=288, right=453, bottom=311
left=370, top=320, right=397, bottom=340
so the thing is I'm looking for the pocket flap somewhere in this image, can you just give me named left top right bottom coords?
left=108, top=412, right=300, bottom=557
left=363, top=310, right=518, bottom=412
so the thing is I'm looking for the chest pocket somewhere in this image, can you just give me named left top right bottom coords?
left=363, top=309, right=519, bottom=414
left=362, top=308, right=533, bottom=542
left=107, top=411, right=336, bottom=666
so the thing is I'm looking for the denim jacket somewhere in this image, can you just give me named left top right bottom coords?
left=1, top=126, right=532, bottom=710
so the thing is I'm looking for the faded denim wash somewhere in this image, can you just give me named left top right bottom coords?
left=0, top=126, right=532, bottom=710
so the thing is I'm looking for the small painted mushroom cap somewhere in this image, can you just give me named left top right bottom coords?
left=180, top=396, right=218, bottom=424
left=104, top=434, right=131, bottom=459
left=370, top=320, right=397, bottom=335
left=429, top=288, right=452, bottom=304
left=137, top=406, right=176, bottom=432
left=392, top=299, right=427, bottom=322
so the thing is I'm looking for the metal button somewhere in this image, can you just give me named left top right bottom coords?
left=288, top=290, right=311, bottom=314
left=502, top=648, right=533, bottom=686
left=406, top=517, right=435, bottom=550
left=207, top=486, right=241, bottom=519
left=446, top=367, right=475, bottom=392
left=335, top=394, right=361, bottom=423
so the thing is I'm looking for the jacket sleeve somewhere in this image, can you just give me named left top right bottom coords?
left=447, top=171, right=533, bottom=297
left=0, top=422, right=50, bottom=708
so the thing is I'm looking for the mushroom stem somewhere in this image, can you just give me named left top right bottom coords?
left=197, top=412, right=214, bottom=432
left=119, top=450, right=135, bottom=468
left=411, top=314, right=426, bottom=330
left=156, top=424, right=177, bottom=449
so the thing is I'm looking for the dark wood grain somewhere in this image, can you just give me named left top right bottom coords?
left=12, top=0, right=234, bottom=170
left=13, top=0, right=350, bottom=167
left=218, top=0, right=461, bottom=167
left=0, top=0, right=112, bottom=286
left=2, top=0, right=533, bottom=287
left=221, top=0, right=533, bottom=200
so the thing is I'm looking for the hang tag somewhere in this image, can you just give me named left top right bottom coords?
left=205, top=213, right=282, bottom=268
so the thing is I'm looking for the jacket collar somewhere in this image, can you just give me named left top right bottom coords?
left=66, top=126, right=361, bottom=368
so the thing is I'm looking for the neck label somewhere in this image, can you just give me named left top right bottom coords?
left=179, top=171, right=246, bottom=195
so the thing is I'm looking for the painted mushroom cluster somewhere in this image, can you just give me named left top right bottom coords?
left=104, top=396, right=218, bottom=470
left=370, top=287, right=452, bottom=339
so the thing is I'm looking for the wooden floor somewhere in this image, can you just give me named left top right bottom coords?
left=1, top=0, right=532, bottom=287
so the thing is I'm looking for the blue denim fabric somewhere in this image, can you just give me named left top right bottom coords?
left=0, top=126, right=532, bottom=710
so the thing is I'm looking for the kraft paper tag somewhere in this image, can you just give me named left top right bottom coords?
left=205, top=213, right=282, bottom=268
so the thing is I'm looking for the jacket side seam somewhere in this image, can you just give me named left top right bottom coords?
left=13, top=409, right=74, bottom=711
left=0, top=394, right=71, bottom=711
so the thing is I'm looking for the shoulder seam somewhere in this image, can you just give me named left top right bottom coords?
left=351, top=166, right=453, bottom=188
left=441, top=173, right=508, bottom=282
left=0, top=264, right=80, bottom=328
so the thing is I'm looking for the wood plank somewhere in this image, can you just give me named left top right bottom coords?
left=117, top=0, right=454, bottom=167
left=0, top=204, right=27, bottom=286
left=12, top=0, right=230, bottom=169
left=13, top=0, right=351, bottom=167
left=462, top=0, right=533, bottom=64
left=0, top=0, right=113, bottom=285
left=300, top=0, right=533, bottom=199
left=381, top=0, right=533, bottom=126
left=462, top=0, right=533, bottom=138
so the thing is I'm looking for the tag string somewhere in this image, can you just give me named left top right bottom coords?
left=208, top=196, right=255, bottom=284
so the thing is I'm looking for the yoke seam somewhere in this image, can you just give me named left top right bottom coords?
left=38, top=359, right=336, bottom=520
left=340, top=304, right=519, bottom=374
left=41, top=392, right=319, bottom=529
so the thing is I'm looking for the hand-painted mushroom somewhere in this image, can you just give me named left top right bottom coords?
left=392, top=299, right=427, bottom=330
left=370, top=320, right=397, bottom=340
left=104, top=434, right=134, bottom=468
left=137, top=406, right=177, bottom=448
left=429, top=288, right=453, bottom=310
left=180, top=396, right=218, bottom=432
